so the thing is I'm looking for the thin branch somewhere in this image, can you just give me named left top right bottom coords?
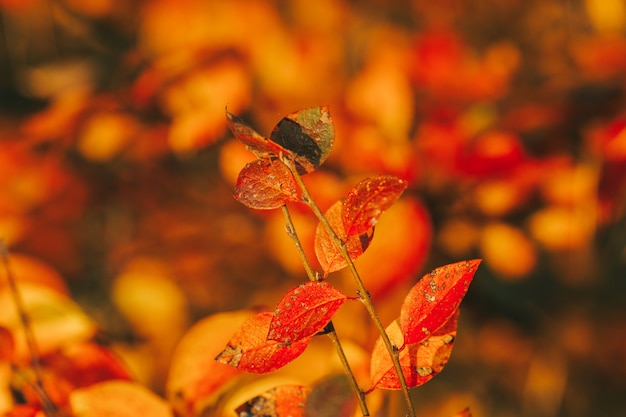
left=1, top=240, right=59, bottom=417
left=283, top=162, right=416, bottom=417
left=280, top=206, right=370, bottom=416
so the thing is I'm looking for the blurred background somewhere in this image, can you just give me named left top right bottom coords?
left=1, top=0, right=626, bottom=416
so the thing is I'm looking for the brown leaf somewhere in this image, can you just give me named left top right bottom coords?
left=234, top=158, right=299, bottom=209
left=400, top=260, right=481, bottom=345
left=370, top=309, right=459, bottom=390
left=314, top=200, right=374, bottom=274
left=268, top=281, right=347, bottom=344
left=226, top=110, right=288, bottom=158
left=215, top=312, right=312, bottom=374
left=342, top=175, right=408, bottom=236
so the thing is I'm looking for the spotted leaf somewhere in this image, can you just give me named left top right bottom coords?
left=234, top=158, right=299, bottom=210
left=400, top=260, right=481, bottom=345
left=342, top=175, right=408, bottom=236
left=370, top=309, right=459, bottom=390
left=235, top=385, right=310, bottom=417
left=215, top=312, right=311, bottom=374
left=268, top=281, right=347, bottom=344
left=226, top=110, right=288, bottom=158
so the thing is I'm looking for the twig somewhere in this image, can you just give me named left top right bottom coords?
left=0, top=240, right=59, bottom=417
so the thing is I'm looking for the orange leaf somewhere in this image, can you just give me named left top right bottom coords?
left=215, top=312, right=312, bottom=374
left=0, top=326, right=14, bottom=362
left=314, top=200, right=374, bottom=274
left=370, top=309, right=459, bottom=390
left=400, top=260, right=481, bottom=344
left=69, top=380, right=173, bottom=417
left=268, top=281, right=347, bottom=344
left=234, top=158, right=299, bottom=209
left=269, top=106, right=334, bottom=174
left=235, top=385, right=311, bottom=417
left=342, top=175, right=408, bottom=236
left=451, top=407, right=473, bottom=417
left=226, top=110, right=288, bottom=158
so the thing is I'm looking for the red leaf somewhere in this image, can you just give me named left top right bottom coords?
left=450, top=407, right=473, bottom=417
left=370, top=309, right=459, bottom=390
left=226, top=110, right=288, bottom=158
left=0, top=326, right=15, bottom=362
left=268, top=281, right=347, bottom=344
left=269, top=106, right=334, bottom=174
left=215, top=312, right=312, bottom=374
left=234, top=158, right=299, bottom=210
left=400, top=259, right=481, bottom=345
left=342, top=175, right=408, bottom=236
left=235, top=385, right=311, bottom=417
left=314, top=200, right=374, bottom=274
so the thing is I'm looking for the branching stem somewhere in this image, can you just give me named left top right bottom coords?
left=280, top=206, right=369, bottom=416
left=284, top=163, right=417, bottom=417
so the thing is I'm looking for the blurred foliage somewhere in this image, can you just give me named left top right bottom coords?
left=1, top=0, right=626, bottom=416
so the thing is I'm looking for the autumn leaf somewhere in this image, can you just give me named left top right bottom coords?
left=235, top=385, right=311, bottom=417
left=450, top=407, right=473, bottom=417
left=234, top=158, right=299, bottom=209
left=400, top=260, right=481, bottom=344
left=69, top=380, right=173, bottom=417
left=342, top=175, right=408, bottom=237
left=314, top=200, right=374, bottom=274
left=0, top=326, right=14, bottom=362
left=269, top=106, right=334, bottom=174
left=226, top=110, right=288, bottom=158
left=215, top=312, right=312, bottom=374
left=370, top=309, right=459, bottom=390
left=268, top=281, right=347, bottom=344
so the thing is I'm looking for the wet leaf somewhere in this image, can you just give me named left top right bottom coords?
left=215, top=312, right=312, bottom=374
left=234, top=158, right=299, bottom=209
left=235, top=385, right=311, bottom=417
left=304, top=374, right=356, bottom=417
left=268, top=281, right=347, bottom=344
left=314, top=200, right=374, bottom=274
left=400, top=260, right=481, bottom=344
left=370, top=309, right=459, bottom=390
left=69, top=380, right=173, bottom=417
left=226, top=110, right=288, bottom=158
left=269, top=106, right=334, bottom=174
left=342, top=175, right=408, bottom=236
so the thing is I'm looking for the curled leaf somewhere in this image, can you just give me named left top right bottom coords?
left=370, top=309, right=459, bottom=390
left=268, top=281, right=347, bottom=344
left=269, top=106, right=334, bottom=174
left=400, top=259, right=481, bottom=345
left=342, top=175, right=408, bottom=236
left=314, top=200, right=374, bottom=274
left=226, top=110, right=288, bottom=158
left=234, top=158, right=299, bottom=210
left=235, top=385, right=311, bottom=417
left=215, top=312, right=312, bottom=374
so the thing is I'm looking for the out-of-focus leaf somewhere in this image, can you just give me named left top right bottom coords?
left=166, top=310, right=253, bottom=417
left=235, top=385, right=311, bottom=417
left=69, top=380, right=173, bottom=417
left=268, top=282, right=346, bottom=344
left=342, top=175, right=408, bottom=236
left=269, top=106, right=334, bottom=174
left=226, top=110, right=288, bottom=158
left=0, top=283, right=97, bottom=360
left=314, top=200, right=374, bottom=275
left=215, top=312, right=312, bottom=374
left=451, top=407, right=473, bottom=417
left=370, top=309, right=459, bottom=390
left=304, top=374, right=356, bottom=417
left=234, top=158, right=300, bottom=209
left=0, top=326, right=14, bottom=362
left=400, top=260, right=481, bottom=344
left=3, top=404, right=43, bottom=417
